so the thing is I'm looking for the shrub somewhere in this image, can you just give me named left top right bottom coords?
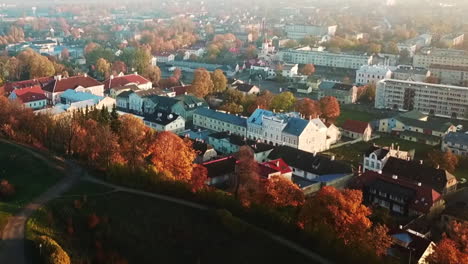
left=36, top=235, right=71, bottom=264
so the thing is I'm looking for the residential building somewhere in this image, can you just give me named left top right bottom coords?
left=428, top=64, right=468, bottom=86
left=355, top=171, right=444, bottom=216
left=230, top=83, right=260, bottom=95
left=388, top=228, right=436, bottom=264
left=143, top=95, right=208, bottom=121
left=202, top=156, right=237, bottom=186
left=143, top=112, right=185, bottom=133
left=128, top=89, right=165, bottom=113
left=42, top=75, right=104, bottom=105
left=104, top=73, right=152, bottom=91
left=442, top=132, right=468, bottom=156
left=109, top=84, right=140, bottom=98
left=378, top=110, right=456, bottom=145
left=382, top=157, right=457, bottom=195
left=167, top=61, right=238, bottom=77
left=247, top=109, right=329, bottom=153
left=397, top=34, right=432, bottom=57
left=154, top=52, right=175, bottom=63
left=375, top=79, right=468, bottom=119
left=281, top=63, right=298, bottom=78
left=413, top=48, right=468, bottom=69
left=2, top=77, right=53, bottom=96
left=440, top=33, right=464, bottom=48
left=340, top=120, right=372, bottom=141
left=8, top=85, right=47, bottom=110
left=280, top=48, right=372, bottom=70
left=207, top=131, right=275, bottom=162
left=363, top=144, right=412, bottom=173
left=193, top=108, right=247, bottom=136
left=260, top=159, right=293, bottom=180
left=355, top=65, right=393, bottom=85
left=393, top=65, right=430, bottom=82
left=59, top=89, right=104, bottom=105
left=284, top=24, right=337, bottom=40
left=317, top=81, right=358, bottom=104
left=188, top=138, right=218, bottom=164
left=325, top=123, right=341, bottom=148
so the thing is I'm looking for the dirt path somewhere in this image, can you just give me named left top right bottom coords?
left=0, top=140, right=83, bottom=264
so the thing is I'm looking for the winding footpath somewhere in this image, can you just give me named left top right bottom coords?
left=0, top=140, right=332, bottom=264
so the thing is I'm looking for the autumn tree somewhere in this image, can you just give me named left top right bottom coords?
left=428, top=221, right=468, bottom=264
left=61, top=48, right=70, bottom=61
left=143, top=65, right=161, bottom=85
left=147, top=131, right=196, bottom=182
left=252, top=90, right=274, bottom=111
left=427, top=150, right=459, bottom=173
left=261, top=175, right=305, bottom=207
left=17, top=49, right=55, bottom=79
left=299, top=64, right=315, bottom=76
left=299, top=186, right=392, bottom=256
left=84, top=42, right=100, bottom=55
left=211, top=69, right=227, bottom=92
left=295, top=98, right=321, bottom=119
left=320, top=96, right=341, bottom=122
left=234, top=146, right=262, bottom=206
left=190, top=164, right=208, bottom=192
left=189, top=68, right=214, bottom=98
left=96, top=58, right=111, bottom=80
left=118, top=115, right=153, bottom=170
left=270, top=92, right=296, bottom=112
left=111, top=61, right=127, bottom=75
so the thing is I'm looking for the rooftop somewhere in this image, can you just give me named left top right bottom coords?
left=194, top=108, right=247, bottom=127
left=341, top=119, right=370, bottom=134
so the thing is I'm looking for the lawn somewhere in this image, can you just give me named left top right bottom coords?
left=0, top=141, right=64, bottom=234
left=324, top=135, right=438, bottom=168
left=27, top=182, right=317, bottom=264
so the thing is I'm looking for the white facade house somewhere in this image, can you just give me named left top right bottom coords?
left=280, top=48, right=372, bottom=70
left=442, top=132, right=468, bottom=156
left=182, top=47, right=205, bottom=60
left=428, top=64, right=468, bottom=86
left=143, top=112, right=186, bottom=133
left=281, top=63, right=299, bottom=78
left=42, top=75, right=104, bottom=105
left=363, top=144, right=411, bottom=172
left=413, top=48, right=468, bottom=68
left=154, top=52, right=175, bottom=64
left=128, top=89, right=164, bottom=113
left=193, top=108, right=247, bottom=136
left=393, top=65, right=430, bottom=82
left=375, top=79, right=468, bottom=118
left=247, top=109, right=328, bottom=153
left=284, top=24, right=337, bottom=40
left=356, top=65, right=393, bottom=85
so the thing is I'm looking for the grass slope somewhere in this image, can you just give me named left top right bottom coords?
left=27, top=182, right=316, bottom=264
left=0, top=141, right=63, bottom=234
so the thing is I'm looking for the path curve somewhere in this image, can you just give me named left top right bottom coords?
left=0, top=140, right=83, bottom=264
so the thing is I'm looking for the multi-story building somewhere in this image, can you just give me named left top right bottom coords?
left=397, top=34, right=432, bottom=57
left=428, top=64, right=468, bottom=86
left=193, top=108, right=247, bottom=136
left=247, top=109, right=328, bottom=153
left=8, top=85, right=47, bottom=110
left=440, top=33, right=464, bottom=48
left=317, top=82, right=358, bottom=104
left=355, top=65, right=393, bottom=85
left=143, top=112, right=185, bottom=133
left=363, top=144, right=412, bottom=173
left=42, top=75, right=104, bottom=105
left=375, top=79, right=468, bottom=118
left=104, top=73, right=152, bottom=92
left=442, top=132, right=468, bottom=156
left=284, top=24, right=337, bottom=40
left=280, top=48, right=372, bottom=70
left=413, top=48, right=468, bottom=69
left=392, top=65, right=430, bottom=82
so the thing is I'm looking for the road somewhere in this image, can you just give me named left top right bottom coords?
left=0, top=140, right=333, bottom=264
left=0, top=140, right=83, bottom=264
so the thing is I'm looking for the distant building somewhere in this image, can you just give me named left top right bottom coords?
left=318, top=81, right=358, bottom=104
left=143, top=112, right=185, bottom=133
left=104, top=73, right=152, bottom=91
left=202, top=156, right=237, bottom=186
left=428, top=64, right=468, bottom=86
left=440, top=33, right=464, bottom=48
left=355, top=65, right=392, bottom=85
left=393, top=65, right=430, bottom=82
left=397, top=34, right=432, bottom=57
left=413, top=48, right=468, bottom=68
left=193, top=108, right=247, bottom=136
left=442, top=132, right=468, bottom=156
left=340, top=120, right=372, bottom=141
left=8, top=85, right=47, bottom=110
left=281, top=63, right=298, bottom=78
left=154, top=52, right=175, bottom=63
left=230, top=83, right=260, bottom=95
left=42, top=75, right=104, bottom=105
left=284, top=24, right=337, bottom=40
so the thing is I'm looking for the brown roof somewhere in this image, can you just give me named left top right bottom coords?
left=341, top=119, right=370, bottom=134
left=104, top=74, right=151, bottom=90
left=43, top=76, right=102, bottom=93
left=3, top=77, right=54, bottom=95
left=11, top=85, right=46, bottom=103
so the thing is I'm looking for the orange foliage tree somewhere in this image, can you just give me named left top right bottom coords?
left=299, top=186, right=392, bottom=256
left=428, top=221, right=468, bottom=264
left=261, top=175, right=305, bottom=207
left=147, top=131, right=196, bottom=182
left=295, top=98, right=321, bottom=119
left=190, top=164, right=208, bottom=192
left=118, top=115, right=154, bottom=170
left=319, top=96, right=341, bottom=122
left=427, top=150, right=459, bottom=173
left=234, top=146, right=262, bottom=206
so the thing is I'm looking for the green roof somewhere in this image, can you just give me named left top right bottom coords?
left=395, top=116, right=453, bottom=132
left=399, top=110, right=427, bottom=120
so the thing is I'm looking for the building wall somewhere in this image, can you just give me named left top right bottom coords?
left=356, top=66, right=392, bottom=85
left=442, top=140, right=468, bottom=156
left=413, top=50, right=468, bottom=68
left=193, top=113, right=247, bottom=136
left=429, top=66, right=468, bottom=86
left=25, top=99, right=47, bottom=110
left=144, top=116, right=185, bottom=133
left=281, top=50, right=371, bottom=70
left=375, top=79, right=468, bottom=118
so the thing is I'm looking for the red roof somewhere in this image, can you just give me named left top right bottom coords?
left=354, top=171, right=442, bottom=214
left=11, top=85, right=46, bottom=103
left=3, top=77, right=54, bottom=95
left=104, top=74, right=151, bottom=90
left=169, top=85, right=191, bottom=96
left=341, top=119, right=370, bottom=134
left=43, top=76, right=102, bottom=93
left=261, top=159, right=292, bottom=174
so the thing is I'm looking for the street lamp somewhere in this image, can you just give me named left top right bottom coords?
left=39, top=243, right=42, bottom=256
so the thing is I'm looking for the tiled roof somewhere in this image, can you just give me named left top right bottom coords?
left=11, top=85, right=46, bottom=103
left=167, top=85, right=190, bottom=96
left=202, top=156, right=237, bottom=179
left=382, top=157, right=456, bottom=194
left=444, top=132, right=468, bottom=146
left=194, top=108, right=247, bottom=127
left=43, top=76, right=102, bottom=93
left=341, top=119, right=370, bottom=134
left=395, top=116, right=453, bottom=132
left=104, top=74, right=151, bottom=90
left=261, top=159, right=292, bottom=174
left=3, top=77, right=54, bottom=95
left=283, top=117, right=309, bottom=136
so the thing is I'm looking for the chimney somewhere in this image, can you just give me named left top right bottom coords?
left=54, top=75, right=62, bottom=81
left=110, top=75, right=114, bottom=80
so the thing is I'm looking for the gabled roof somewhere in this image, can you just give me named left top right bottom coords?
left=364, top=145, right=389, bottom=160
left=233, top=83, right=257, bottom=93
left=444, top=132, right=468, bottom=146
left=11, top=85, right=46, bottom=103
left=261, top=159, right=292, bottom=174
left=43, top=76, right=102, bottom=93
left=143, top=111, right=181, bottom=126
left=394, top=116, right=453, bottom=132
left=3, top=77, right=54, bottom=95
left=202, top=156, right=237, bottom=179
left=341, top=119, right=370, bottom=134
left=167, top=85, right=191, bottom=96
left=283, top=117, right=309, bottom=136
left=104, top=73, right=151, bottom=90
left=267, top=146, right=352, bottom=175
left=194, top=108, right=247, bottom=127
left=382, top=157, right=456, bottom=194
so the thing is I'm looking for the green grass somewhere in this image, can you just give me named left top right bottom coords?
left=27, top=182, right=317, bottom=264
left=0, top=142, right=64, bottom=233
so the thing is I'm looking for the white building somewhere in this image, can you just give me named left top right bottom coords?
left=440, top=33, right=464, bottom=48
left=284, top=24, right=337, bottom=40
left=413, top=48, right=468, bottom=68
left=397, top=34, right=432, bottom=57
left=128, top=89, right=164, bottom=113
left=356, top=65, right=393, bottom=85
left=143, top=112, right=185, bottom=133
left=393, top=65, right=430, bottom=82
left=280, top=48, right=372, bottom=70
left=154, top=52, right=175, bottom=64
left=42, top=75, right=104, bottom=105
left=247, top=109, right=328, bottom=153
left=193, top=108, right=247, bottom=136
left=363, top=144, right=411, bottom=172
left=282, top=63, right=299, bottom=78
left=104, top=72, right=153, bottom=91
left=428, top=64, right=468, bottom=86
left=375, top=79, right=468, bottom=118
